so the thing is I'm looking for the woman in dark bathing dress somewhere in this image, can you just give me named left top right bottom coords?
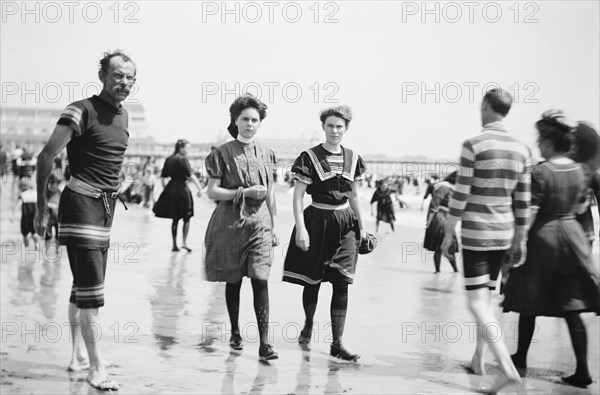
left=503, top=110, right=600, bottom=388
left=282, top=105, right=367, bottom=362
left=153, top=139, right=203, bottom=251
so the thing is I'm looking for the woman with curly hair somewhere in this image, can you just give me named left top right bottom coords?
left=203, top=94, right=279, bottom=361
left=282, top=105, right=367, bottom=362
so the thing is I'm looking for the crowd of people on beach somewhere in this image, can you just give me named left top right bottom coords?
left=2, top=49, right=599, bottom=394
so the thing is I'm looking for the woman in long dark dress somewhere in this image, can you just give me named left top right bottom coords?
left=153, top=139, right=203, bottom=251
left=204, top=94, right=279, bottom=361
left=282, top=105, right=366, bottom=362
left=423, top=171, right=458, bottom=273
left=503, top=110, right=600, bottom=388
left=370, top=179, right=395, bottom=233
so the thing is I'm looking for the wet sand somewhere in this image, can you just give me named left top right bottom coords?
left=1, top=181, right=598, bottom=394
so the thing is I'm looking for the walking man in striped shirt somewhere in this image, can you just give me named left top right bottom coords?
left=441, top=88, right=530, bottom=393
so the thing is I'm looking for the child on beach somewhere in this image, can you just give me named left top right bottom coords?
left=11, top=176, right=40, bottom=247
left=141, top=166, right=157, bottom=208
left=45, top=173, right=61, bottom=240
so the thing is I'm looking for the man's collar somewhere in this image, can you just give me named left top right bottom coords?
left=482, top=121, right=507, bottom=133
left=94, top=94, right=122, bottom=112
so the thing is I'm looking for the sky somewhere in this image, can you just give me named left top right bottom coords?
left=1, top=0, right=599, bottom=159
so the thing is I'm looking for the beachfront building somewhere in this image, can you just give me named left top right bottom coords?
left=1, top=106, right=450, bottom=181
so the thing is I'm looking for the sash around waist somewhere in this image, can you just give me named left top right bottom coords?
left=66, top=177, right=114, bottom=198
left=65, top=176, right=126, bottom=217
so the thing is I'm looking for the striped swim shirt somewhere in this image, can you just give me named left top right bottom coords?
left=447, top=121, right=531, bottom=251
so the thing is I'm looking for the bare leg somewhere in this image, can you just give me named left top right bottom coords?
left=80, top=308, right=118, bottom=390
left=467, top=288, right=520, bottom=393
left=171, top=219, right=179, bottom=251
left=67, top=303, right=88, bottom=371
left=449, top=255, right=459, bottom=272
left=181, top=219, right=191, bottom=251
left=470, top=322, right=488, bottom=375
left=434, top=251, right=441, bottom=273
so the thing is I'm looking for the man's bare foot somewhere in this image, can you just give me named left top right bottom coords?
left=477, top=372, right=520, bottom=394
left=67, top=354, right=90, bottom=372
left=87, top=371, right=119, bottom=391
left=68, top=359, right=115, bottom=372
left=464, top=354, right=486, bottom=375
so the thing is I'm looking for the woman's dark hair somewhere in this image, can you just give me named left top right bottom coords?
left=535, top=109, right=576, bottom=154
left=174, top=139, right=189, bottom=154
left=568, top=121, right=599, bottom=165
left=444, top=171, right=457, bottom=185
left=227, top=94, right=268, bottom=138
left=319, top=105, right=353, bottom=127
left=482, top=88, right=513, bottom=116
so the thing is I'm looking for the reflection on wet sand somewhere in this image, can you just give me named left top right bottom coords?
left=220, top=352, right=239, bottom=394
left=325, top=359, right=342, bottom=394
left=150, top=253, right=188, bottom=356
left=15, top=258, right=35, bottom=306
left=35, top=247, right=62, bottom=320
left=325, top=359, right=361, bottom=394
left=218, top=353, right=279, bottom=395
left=293, top=349, right=311, bottom=394
left=1, top=184, right=598, bottom=394
left=195, top=279, right=227, bottom=353
left=249, top=360, right=278, bottom=395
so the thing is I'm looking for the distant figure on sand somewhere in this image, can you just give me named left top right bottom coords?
left=423, top=172, right=458, bottom=273
left=370, top=179, right=395, bottom=233
left=11, top=176, right=39, bottom=247
left=153, top=139, right=203, bottom=252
